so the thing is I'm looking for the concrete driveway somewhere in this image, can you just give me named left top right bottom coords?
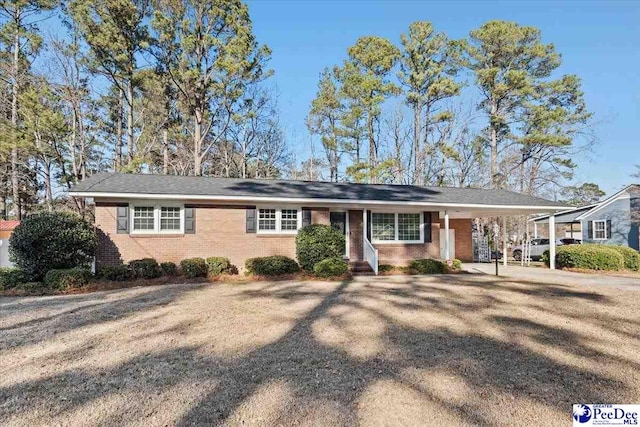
left=1, top=275, right=639, bottom=426
left=464, top=262, right=640, bottom=290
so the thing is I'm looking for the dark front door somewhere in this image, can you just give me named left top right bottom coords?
left=330, top=211, right=348, bottom=258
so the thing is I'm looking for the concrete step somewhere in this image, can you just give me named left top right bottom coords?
left=349, top=261, right=374, bottom=275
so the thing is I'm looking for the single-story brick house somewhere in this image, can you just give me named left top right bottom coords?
left=70, top=173, right=569, bottom=273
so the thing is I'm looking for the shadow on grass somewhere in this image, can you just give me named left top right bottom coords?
left=0, top=276, right=636, bottom=425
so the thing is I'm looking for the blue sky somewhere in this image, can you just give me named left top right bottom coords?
left=246, top=0, right=640, bottom=196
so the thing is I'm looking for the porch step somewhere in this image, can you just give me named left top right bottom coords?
left=349, top=261, right=375, bottom=275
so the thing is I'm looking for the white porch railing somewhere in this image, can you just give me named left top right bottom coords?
left=364, top=237, right=378, bottom=275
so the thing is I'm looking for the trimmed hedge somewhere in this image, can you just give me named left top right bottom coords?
left=451, top=259, right=462, bottom=270
left=180, top=257, right=208, bottom=278
left=409, top=258, right=447, bottom=274
left=160, top=262, right=177, bottom=276
left=551, top=244, right=625, bottom=271
left=245, top=256, right=300, bottom=276
left=609, top=246, right=640, bottom=271
left=10, top=212, right=97, bottom=280
left=129, top=258, right=162, bottom=279
left=44, top=268, right=92, bottom=290
left=206, top=257, right=232, bottom=275
left=296, top=224, right=345, bottom=271
left=313, top=258, right=348, bottom=278
left=0, top=267, right=27, bottom=290
left=96, top=265, right=133, bottom=281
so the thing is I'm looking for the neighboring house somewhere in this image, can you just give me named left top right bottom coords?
left=0, top=220, right=20, bottom=268
left=69, top=173, right=569, bottom=273
left=531, top=184, right=640, bottom=250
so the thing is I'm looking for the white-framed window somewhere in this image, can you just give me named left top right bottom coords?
left=257, top=207, right=302, bottom=234
left=593, top=220, right=607, bottom=240
left=371, top=212, right=423, bottom=243
left=131, top=203, right=184, bottom=234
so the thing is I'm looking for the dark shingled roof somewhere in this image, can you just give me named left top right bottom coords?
left=69, top=172, right=567, bottom=208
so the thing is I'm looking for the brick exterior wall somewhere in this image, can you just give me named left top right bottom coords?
left=443, top=218, right=473, bottom=263
left=95, top=202, right=474, bottom=271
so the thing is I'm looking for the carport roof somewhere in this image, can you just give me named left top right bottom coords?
left=69, top=173, right=571, bottom=213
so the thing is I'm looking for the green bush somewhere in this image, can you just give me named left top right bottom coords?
left=96, top=265, right=133, bottom=281
left=129, top=258, right=161, bottom=279
left=451, top=259, right=462, bottom=270
left=245, top=256, right=300, bottom=276
left=44, top=268, right=92, bottom=290
left=18, top=282, right=48, bottom=292
left=296, top=224, right=345, bottom=271
left=378, top=264, right=394, bottom=273
left=553, top=244, right=625, bottom=271
left=160, top=262, right=177, bottom=276
left=609, top=246, right=640, bottom=271
left=180, top=257, right=208, bottom=278
left=206, top=257, right=232, bottom=275
left=409, top=258, right=447, bottom=274
left=313, top=257, right=349, bottom=278
left=0, top=267, right=27, bottom=290
left=541, top=249, right=550, bottom=266
left=10, top=212, right=97, bottom=281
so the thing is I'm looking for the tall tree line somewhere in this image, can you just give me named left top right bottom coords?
left=306, top=20, right=594, bottom=196
left=0, top=0, right=290, bottom=219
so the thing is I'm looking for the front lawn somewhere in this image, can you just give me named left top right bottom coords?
left=1, top=275, right=638, bottom=425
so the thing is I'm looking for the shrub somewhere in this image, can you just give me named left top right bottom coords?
left=44, top=268, right=92, bottom=290
left=160, top=262, right=177, bottom=276
left=378, top=264, right=394, bottom=273
left=245, top=256, right=300, bottom=276
left=0, top=267, right=27, bottom=290
left=10, top=212, right=97, bottom=281
left=609, top=246, right=640, bottom=271
left=18, top=282, right=48, bottom=293
left=96, top=265, right=133, bottom=281
left=206, top=257, right=233, bottom=275
left=180, top=257, right=208, bottom=278
left=296, top=224, right=345, bottom=271
left=451, top=259, right=462, bottom=270
left=313, top=257, right=349, bottom=278
left=409, top=258, right=447, bottom=274
left=129, top=258, right=161, bottom=279
left=553, top=244, right=624, bottom=271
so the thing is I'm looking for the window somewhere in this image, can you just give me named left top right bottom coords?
left=398, top=213, right=421, bottom=241
left=258, top=208, right=277, bottom=231
left=281, top=209, right=298, bottom=231
left=131, top=204, right=183, bottom=234
left=160, top=207, right=181, bottom=231
left=257, top=207, right=301, bottom=233
left=372, top=213, right=395, bottom=241
left=593, top=220, right=607, bottom=239
left=133, top=206, right=155, bottom=231
left=371, top=212, right=423, bottom=243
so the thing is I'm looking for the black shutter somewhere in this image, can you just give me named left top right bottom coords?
left=117, top=205, right=129, bottom=234
left=606, top=219, right=612, bottom=239
left=302, top=208, right=311, bottom=227
left=587, top=220, right=593, bottom=239
left=246, top=208, right=256, bottom=233
left=184, top=206, right=195, bottom=234
left=424, top=212, right=432, bottom=243
left=366, top=210, right=372, bottom=241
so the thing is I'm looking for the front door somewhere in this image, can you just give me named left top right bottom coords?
left=330, top=211, right=349, bottom=258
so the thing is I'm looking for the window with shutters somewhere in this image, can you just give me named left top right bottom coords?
left=593, top=220, right=607, bottom=239
left=257, top=207, right=302, bottom=234
left=371, top=212, right=423, bottom=243
left=130, top=203, right=184, bottom=234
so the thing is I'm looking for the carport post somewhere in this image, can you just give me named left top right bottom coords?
left=502, top=217, right=508, bottom=266
left=549, top=214, right=556, bottom=270
left=534, top=222, right=538, bottom=238
left=444, top=210, right=450, bottom=261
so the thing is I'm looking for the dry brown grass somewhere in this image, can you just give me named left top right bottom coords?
left=1, top=274, right=639, bottom=426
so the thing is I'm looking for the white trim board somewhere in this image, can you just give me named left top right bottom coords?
left=69, top=191, right=571, bottom=213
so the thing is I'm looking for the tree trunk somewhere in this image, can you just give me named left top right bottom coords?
left=367, top=115, right=376, bottom=184
left=11, top=10, right=21, bottom=219
left=115, top=87, right=124, bottom=170
left=412, top=104, right=422, bottom=186
left=126, top=78, right=134, bottom=164
left=489, top=99, right=498, bottom=188
left=193, top=110, right=202, bottom=176
left=43, top=160, right=53, bottom=211
left=162, top=128, right=169, bottom=175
